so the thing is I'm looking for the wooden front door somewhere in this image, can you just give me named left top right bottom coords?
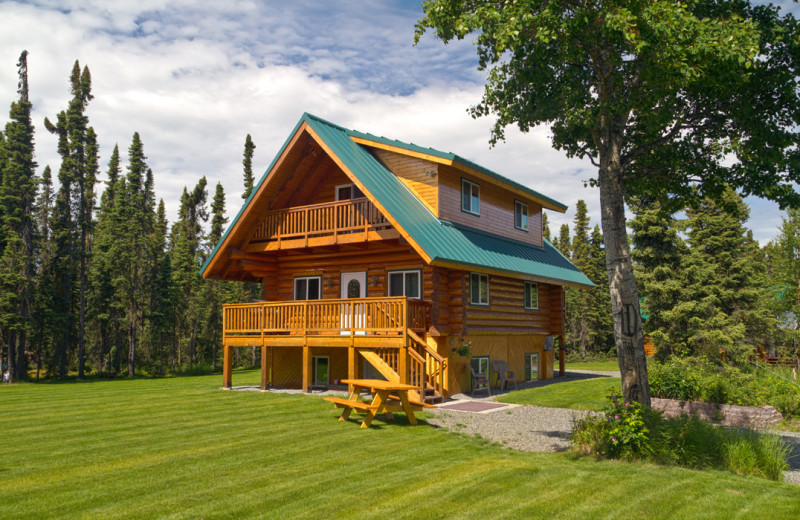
left=340, top=272, right=366, bottom=334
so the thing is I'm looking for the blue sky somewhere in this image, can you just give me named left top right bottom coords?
left=0, top=0, right=795, bottom=244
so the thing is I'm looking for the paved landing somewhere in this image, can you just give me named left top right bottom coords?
left=437, top=401, right=512, bottom=413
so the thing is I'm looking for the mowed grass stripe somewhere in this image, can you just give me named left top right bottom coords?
left=2, top=371, right=800, bottom=519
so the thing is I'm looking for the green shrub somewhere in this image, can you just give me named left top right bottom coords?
left=571, top=396, right=790, bottom=481
left=649, top=359, right=701, bottom=400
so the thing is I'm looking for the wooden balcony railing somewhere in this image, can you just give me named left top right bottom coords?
left=223, top=296, right=429, bottom=339
left=249, top=198, right=394, bottom=247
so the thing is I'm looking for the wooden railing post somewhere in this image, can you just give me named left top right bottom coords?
left=399, top=298, right=408, bottom=384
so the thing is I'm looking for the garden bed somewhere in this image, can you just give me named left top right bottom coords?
left=651, top=398, right=783, bottom=429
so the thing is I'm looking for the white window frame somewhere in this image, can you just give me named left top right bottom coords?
left=387, top=269, right=422, bottom=299
left=514, top=200, right=529, bottom=231
left=294, top=275, right=322, bottom=300
left=461, top=178, right=480, bottom=216
left=524, top=281, right=539, bottom=310
left=312, top=355, right=330, bottom=386
left=469, top=272, right=489, bottom=306
left=335, top=183, right=364, bottom=201
left=525, top=352, right=540, bottom=382
left=471, top=356, right=490, bottom=380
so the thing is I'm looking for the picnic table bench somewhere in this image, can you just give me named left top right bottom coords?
left=324, top=378, right=434, bottom=428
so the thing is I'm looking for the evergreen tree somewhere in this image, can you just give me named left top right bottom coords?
left=148, top=199, right=175, bottom=375
left=44, top=60, right=97, bottom=377
left=674, top=189, right=771, bottom=362
left=30, top=165, right=54, bottom=379
left=170, top=177, right=208, bottom=366
left=88, top=145, right=120, bottom=373
left=556, top=224, right=570, bottom=258
left=588, top=225, right=614, bottom=352
left=767, top=209, right=800, bottom=323
left=629, top=198, right=686, bottom=358
left=566, top=200, right=592, bottom=356
left=0, top=50, right=37, bottom=381
left=242, top=134, right=256, bottom=200
left=110, top=133, right=152, bottom=376
left=542, top=212, right=550, bottom=242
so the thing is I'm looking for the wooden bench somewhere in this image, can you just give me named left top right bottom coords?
left=324, top=396, right=378, bottom=411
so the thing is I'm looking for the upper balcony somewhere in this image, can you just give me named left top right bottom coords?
left=244, top=197, right=400, bottom=252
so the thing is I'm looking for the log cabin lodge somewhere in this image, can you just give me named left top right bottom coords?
left=201, top=113, right=593, bottom=402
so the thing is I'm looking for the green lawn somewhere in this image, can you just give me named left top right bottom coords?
left=2, top=371, right=798, bottom=519
left=566, top=360, right=620, bottom=372
left=497, top=376, right=623, bottom=411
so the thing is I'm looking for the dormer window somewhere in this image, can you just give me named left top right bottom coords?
left=515, top=201, right=529, bottom=231
left=461, top=179, right=480, bottom=215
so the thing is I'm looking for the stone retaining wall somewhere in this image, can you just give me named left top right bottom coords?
left=651, top=398, right=783, bottom=429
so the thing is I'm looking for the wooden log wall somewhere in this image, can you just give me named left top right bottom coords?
left=373, top=149, right=439, bottom=215
left=437, top=166, right=543, bottom=247
left=258, top=245, right=432, bottom=304
left=433, top=268, right=563, bottom=336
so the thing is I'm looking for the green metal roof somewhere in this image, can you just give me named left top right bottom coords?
left=202, top=113, right=593, bottom=288
left=305, top=114, right=593, bottom=288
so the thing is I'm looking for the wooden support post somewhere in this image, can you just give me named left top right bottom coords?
left=223, top=344, right=233, bottom=389
left=559, top=336, right=566, bottom=377
left=400, top=299, right=408, bottom=384
left=302, top=345, right=310, bottom=393
left=348, top=344, right=355, bottom=386
left=260, top=345, right=269, bottom=391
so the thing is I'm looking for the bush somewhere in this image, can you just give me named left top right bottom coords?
left=648, top=359, right=701, bottom=401
left=571, top=396, right=790, bottom=481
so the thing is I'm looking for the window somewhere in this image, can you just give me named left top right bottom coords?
left=312, top=356, right=329, bottom=386
left=388, top=269, right=421, bottom=299
left=294, top=276, right=321, bottom=300
left=470, top=272, right=489, bottom=306
left=514, top=200, right=529, bottom=231
left=524, top=282, right=538, bottom=310
left=461, top=179, right=480, bottom=215
left=524, top=353, right=540, bottom=382
left=335, top=183, right=364, bottom=201
left=471, top=356, right=490, bottom=381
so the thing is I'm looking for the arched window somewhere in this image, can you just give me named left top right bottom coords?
left=347, top=279, right=361, bottom=298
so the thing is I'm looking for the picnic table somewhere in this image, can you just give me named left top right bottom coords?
left=324, top=378, right=432, bottom=428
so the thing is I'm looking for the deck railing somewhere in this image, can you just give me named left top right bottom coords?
left=250, top=198, right=392, bottom=244
left=223, top=296, right=430, bottom=338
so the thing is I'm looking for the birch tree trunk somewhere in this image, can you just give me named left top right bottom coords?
left=598, top=155, right=651, bottom=406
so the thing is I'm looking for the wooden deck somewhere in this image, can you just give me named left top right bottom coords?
left=245, top=198, right=400, bottom=252
left=222, top=297, right=447, bottom=401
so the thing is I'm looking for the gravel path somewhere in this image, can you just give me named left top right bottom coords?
left=426, top=402, right=593, bottom=452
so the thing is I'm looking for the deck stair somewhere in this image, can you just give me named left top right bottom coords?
left=360, top=335, right=446, bottom=404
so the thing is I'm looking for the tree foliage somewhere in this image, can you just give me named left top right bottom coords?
left=416, top=0, right=800, bottom=404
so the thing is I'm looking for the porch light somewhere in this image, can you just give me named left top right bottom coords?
left=325, top=276, right=333, bottom=289
left=370, top=274, right=379, bottom=287
left=621, top=303, right=637, bottom=337
left=544, top=336, right=554, bottom=351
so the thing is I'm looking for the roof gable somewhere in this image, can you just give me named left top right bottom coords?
left=201, top=113, right=593, bottom=288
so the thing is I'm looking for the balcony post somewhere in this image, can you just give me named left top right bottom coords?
left=260, top=345, right=270, bottom=391
left=223, top=344, right=233, bottom=389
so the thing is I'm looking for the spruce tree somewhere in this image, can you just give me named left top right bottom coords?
left=567, top=200, right=592, bottom=356
left=30, top=165, right=54, bottom=379
left=542, top=212, right=550, bottom=242
left=629, top=197, right=685, bottom=358
left=242, top=134, right=256, bottom=200
left=675, top=189, right=771, bottom=362
left=88, top=145, right=120, bottom=373
left=0, top=50, right=37, bottom=381
left=44, top=60, right=97, bottom=377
